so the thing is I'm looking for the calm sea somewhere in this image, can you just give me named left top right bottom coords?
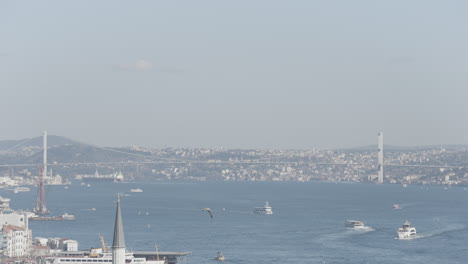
left=5, top=181, right=468, bottom=264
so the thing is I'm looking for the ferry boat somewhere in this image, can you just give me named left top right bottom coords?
left=214, top=252, right=225, bottom=261
left=46, top=251, right=165, bottom=264
left=397, top=220, right=416, bottom=239
left=130, top=188, right=143, bottom=193
left=393, top=204, right=399, bottom=209
left=30, top=213, right=75, bottom=221
left=81, top=170, right=125, bottom=183
left=13, top=187, right=31, bottom=193
left=345, top=220, right=366, bottom=229
left=253, top=201, right=273, bottom=214
left=62, top=213, right=76, bottom=220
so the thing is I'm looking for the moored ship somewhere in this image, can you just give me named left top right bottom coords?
left=46, top=251, right=165, bottom=264
left=30, top=213, right=75, bottom=221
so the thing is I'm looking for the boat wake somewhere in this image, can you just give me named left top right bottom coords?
left=80, top=208, right=97, bottom=211
left=350, top=226, right=376, bottom=233
left=395, top=203, right=419, bottom=210
left=320, top=226, right=376, bottom=243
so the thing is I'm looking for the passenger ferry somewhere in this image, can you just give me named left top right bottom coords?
left=62, top=213, right=75, bottom=220
left=253, top=201, right=273, bottom=214
left=130, top=188, right=144, bottom=193
left=345, top=220, right=366, bottom=229
left=397, top=220, right=417, bottom=239
left=13, top=187, right=31, bottom=193
left=46, top=251, right=165, bottom=264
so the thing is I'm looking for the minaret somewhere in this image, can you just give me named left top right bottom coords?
left=112, top=194, right=126, bottom=264
left=378, top=132, right=384, bottom=184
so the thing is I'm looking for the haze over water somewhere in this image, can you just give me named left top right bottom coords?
left=6, top=181, right=468, bottom=263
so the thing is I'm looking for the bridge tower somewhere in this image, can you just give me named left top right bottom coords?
left=378, top=132, right=384, bottom=184
left=34, top=131, right=49, bottom=215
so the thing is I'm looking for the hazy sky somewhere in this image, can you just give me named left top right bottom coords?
left=1, top=1, right=468, bottom=149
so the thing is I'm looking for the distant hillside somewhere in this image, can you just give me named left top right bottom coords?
left=20, top=144, right=153, bottom=164
left=0, top=135, right=155, bottom=166
left=340, top=144, right=468, bottom=152
left=0, top=135, right=80, bottom=151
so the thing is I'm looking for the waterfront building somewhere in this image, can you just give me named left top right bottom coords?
left=0, top=211, right=30, bottom=228
left=0, top=196, right=11, bottom=211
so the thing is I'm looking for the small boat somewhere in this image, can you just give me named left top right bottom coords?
left=345, top=220, right=366, bottom=229
left=397, top=220, right=417, bottom=239
left=13, top=187, right=31, bottom=193
left=130, top=188, right=143, bottom=193
left=61, top=213, right=75, bottom=220
left=393, top=204, right=399, bottom=209
left=253, top=201, right=273, bottom=215
left=214, top=252, right=225, bottom=261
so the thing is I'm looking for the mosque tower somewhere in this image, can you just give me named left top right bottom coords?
left=112, top=195, right=126, bottom=264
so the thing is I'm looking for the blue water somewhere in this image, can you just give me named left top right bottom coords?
left=4, top=182, right=468, bottom=264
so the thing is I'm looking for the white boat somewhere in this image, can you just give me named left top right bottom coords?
left=397, top=220, right=417, bottom=239
left=13, top=187, right=31, bottom=193
left=253, top=201, right=273, bottom=214
left=393, top=203, right=399, bottom=209
left=62, top=213, right=75, bottom=220
left=345, top=220, right=366, bottom=229
left=46, top=251, right=165, bottom=264
left=130, top=188, right=143, bottom=193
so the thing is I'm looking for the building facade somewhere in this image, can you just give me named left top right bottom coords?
left=1, top=224, right=32, bottom=257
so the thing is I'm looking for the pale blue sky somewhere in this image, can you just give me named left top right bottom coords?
left=1, top=1, right=468, bottom=148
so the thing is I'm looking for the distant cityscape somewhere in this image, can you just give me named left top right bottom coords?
left=1, top=134, right=468, bottom=187
left=1, top=133, right=468, bottom=262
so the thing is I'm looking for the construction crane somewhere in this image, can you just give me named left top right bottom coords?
left=99, top=234, right=108, bottom=252
left=155, top=241, right=160, bottom=261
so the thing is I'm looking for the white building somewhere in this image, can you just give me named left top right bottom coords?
left=0, top=211, right=32, bottom=257
left=46, top=174, right=64, bottom=185
left=0, top=196, right=11, bottom=211
left=0, top=211, right=28, bottom=226
left=61, top=239, right=79, bottom=251
left=0, top=176, right=17, bottom=187
left=1, top=224, right=32, bottom=257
